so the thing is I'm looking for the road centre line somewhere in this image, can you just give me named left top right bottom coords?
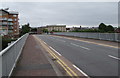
left=49, top=46, right=62, bottom=56
left=70, top=43, right=79, bottom=47
left=73, top=65, right=89, bottom=78
left=56, top=39, right=66, bottom=42
left=79, top=46, right=90, bottom=50
left=70, top=43, right=90, bottom=50
left=108, top=55, right=120, bottom=60
left=49, top=36, right=66, bottom=42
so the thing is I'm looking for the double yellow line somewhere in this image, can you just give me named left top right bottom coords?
left=34, top=36, right=79, bottom=78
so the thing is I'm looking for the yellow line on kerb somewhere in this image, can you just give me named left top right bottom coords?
left=44, top=48, right=73, bottom=77
left=34, top=36, right=79, bottom=78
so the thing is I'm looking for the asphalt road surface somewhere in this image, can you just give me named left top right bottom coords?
left=36, top=35, right=119, bottom=77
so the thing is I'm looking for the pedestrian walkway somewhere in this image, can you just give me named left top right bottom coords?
left=12, top=35, right=57, bottom=76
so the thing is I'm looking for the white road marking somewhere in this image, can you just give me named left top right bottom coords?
left=70, top=43, right=90, bottom=50
left=79, top=46, right=90, bottom=50
left=73, top=65, right=89, bottom=77
left=49, top=46, right=62, bottom=56
left=70, top=43, right=79, bottom=47
left=108, top=55, right=120, bottom=60
left=43, top=41, right=47, bottom=45
left=56, top=39, right=66, bottom=42
left=50, top=36, right=66, bottom=42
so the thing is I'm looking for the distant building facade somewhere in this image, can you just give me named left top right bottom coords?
left=0, top=9, right=19, bottom=36
left=46, top=25, right=66, bottom=32
left=37, top=26, right=47, bottom=34
left=37, top=25, right=66, bottom=34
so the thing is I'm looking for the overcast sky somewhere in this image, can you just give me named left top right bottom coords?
left=1, top=2, right=118, bottom=27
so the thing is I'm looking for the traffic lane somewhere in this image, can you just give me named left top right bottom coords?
left=48, top=35, right=119, bottom=66
left=52, top=35, right=118, bottom=47
left=50, top=35, right=118, bottom=49
left=49, top=35, right=118, bottom=57
left=38, top=35, right=118, bottom=62
left=38, top=37, right=117, bottom=63
left=37, top=35, right=118, bottom=76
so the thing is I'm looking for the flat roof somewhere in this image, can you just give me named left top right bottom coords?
left=0, top=9, right=9, bottom=14
left=0, top=9, right=18, bottom=15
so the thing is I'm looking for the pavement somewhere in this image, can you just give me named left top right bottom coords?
left=36, top=34, right=119, bottom=77
left=12, top=35, right=57, bottom=76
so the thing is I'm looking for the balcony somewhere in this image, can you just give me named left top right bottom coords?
left=2, top=18, right=8, bottom=21
left=8, top=19, right=13, bottom=21
left=8, top=23, right=13, bottom=25
left=2, top=22, right=8, bottom=25
left=0, top=18, right=8, bottom=21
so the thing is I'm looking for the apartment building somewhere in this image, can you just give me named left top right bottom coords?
left=0, top=9, right=19, bottom=36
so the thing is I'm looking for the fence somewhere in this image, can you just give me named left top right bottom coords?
left=0, top=33, right=29, bottom=78
left=54, top=32, right=120, bottom=42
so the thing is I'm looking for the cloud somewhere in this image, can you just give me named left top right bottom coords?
left=1, top=0, right=119, bottom=2
left=1, top=2, right=118, bottom=27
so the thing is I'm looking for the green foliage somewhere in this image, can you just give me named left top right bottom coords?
left=72, top=23, right=115, bottom=33
left=98, top=23, right=115, bottom=33
left=31, top=28, right=37, bottom=32
left=98, top=23, right=107, bottom=32
left=106, top=25, right=114, bottom=32
left=2, top=37, right=17, bottom=50
left=20, top=23, right=31, bottom=36
left=43, top=29, right=48, bottom=33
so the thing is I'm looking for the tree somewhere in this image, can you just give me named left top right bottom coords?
left=31, top=28, right=37, bottom=32
left=42, top=29, right=48, bottom=33
left=20, top=23, right=31, bottom=36
left=106, top=25, right=114, bottom=32
left=98, top=23, right=107, bottom=32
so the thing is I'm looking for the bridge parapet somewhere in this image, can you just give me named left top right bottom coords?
left=0, top=33, right=29, bottom=78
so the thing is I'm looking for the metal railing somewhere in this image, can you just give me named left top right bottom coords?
left=0, top=33, right=29, bottom=78
left=54, top=32, right=120, bottom=42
